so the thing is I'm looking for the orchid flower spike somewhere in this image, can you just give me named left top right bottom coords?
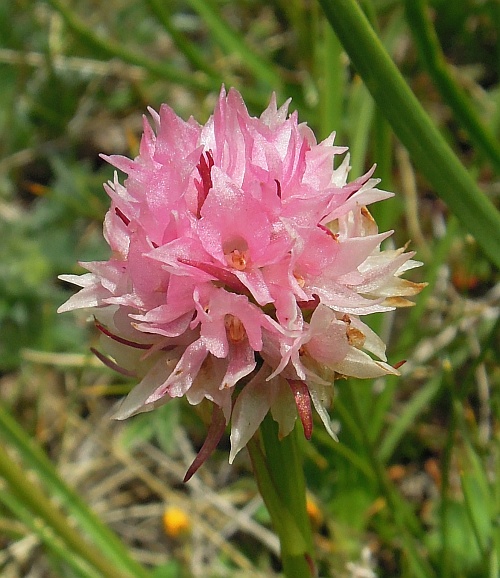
left=59, top=87, right=425, bottom=479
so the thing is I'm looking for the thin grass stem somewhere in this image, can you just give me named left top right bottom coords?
left=0, top=403, right=150, bottom=578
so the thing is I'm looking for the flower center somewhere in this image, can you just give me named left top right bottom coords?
left=294, top=272, right=306, bottom=288
left=223, top=238, right=250, bottom=271
left=342, top=315, right=366, bottom=348
left=224, top=315, right=246, bottom=342
left=225, top=249, right=249, bottom=271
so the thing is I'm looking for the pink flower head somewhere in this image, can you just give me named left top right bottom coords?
left=59, top=87, right=424, bottom=478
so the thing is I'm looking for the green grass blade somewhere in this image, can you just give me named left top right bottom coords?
left=318, top=0, right=500, bottom=269
left=0, top=403, right=150, bottom=578
left=312, top=429, right=376, bottom=481
left=347, top=81, right=375, bottom=178
left=405, top=0, right=500, bottom=173
left=0, top=443, right=136, bottom=578
left=45, top=0, right=268, bottom=109
left=348, top=6, right=404, bottom=177
left=378, top=373, right=442, bottom=462
left=314, top=19, right=345, bottom=141
left=460, top=438, right=492, bottom=559
left=342, top=382, right=436, bottom=578
left=277, top=0, right=314, bottom=68
left=394, top=217, right=459, bottom=358
left=46, top=0, right=217, bottom=93
left=185, top=0, right=279, bottom=90
left=144, top=0, right=222, bottom=80
left=0, top=490, right=102, bottom=578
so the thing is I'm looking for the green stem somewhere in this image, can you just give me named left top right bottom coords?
left=405, top=0, right=500, bottom=173
left=247, top=415, right=314, bottom=577
left=317, top=0, right=500, bottom=269
left=0, top=444, right=133, bottom=578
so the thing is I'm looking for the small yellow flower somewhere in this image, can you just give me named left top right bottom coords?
left=162, top=506, right=191, bottom=538
left=306, top=495, right=323, bottom=528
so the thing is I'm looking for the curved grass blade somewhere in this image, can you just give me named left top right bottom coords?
left=185, top=0, right=280, bottom=90
left=0, top=490, right=102, bottom=578
left=144, top=0, right=222, bottom=81
left=405, top=0, right=500, bottom=173
left=0, top=443, right=138, bottom=578
left=46, top=0, right=215, bottom=93
left=0, top=403, right=150, bottom=578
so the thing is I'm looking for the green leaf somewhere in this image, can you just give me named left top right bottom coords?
left=460, top=441, right=493, bottom=557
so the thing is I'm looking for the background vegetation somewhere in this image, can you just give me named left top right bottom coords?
left=0, top=0, right=499, bottom=576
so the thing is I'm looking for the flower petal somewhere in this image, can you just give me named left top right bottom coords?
left=229, top=366, right=275, bottom=463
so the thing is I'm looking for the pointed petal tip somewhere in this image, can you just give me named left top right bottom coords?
left=111, top=403, right=134, bottom=421
left=111, top=396, right=150, bottom=420
left=183, top=405, right=226, bottom=482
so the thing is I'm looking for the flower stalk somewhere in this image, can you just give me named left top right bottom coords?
left=248, top=414, right=315, bottom=578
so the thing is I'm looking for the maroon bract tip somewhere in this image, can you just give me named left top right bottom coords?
left=184, top=404, right=226, bottom=482
left=275, top=179, right=282, bottom=199
left=90, top=347, right=136, bottom=377
left=195, top=150, right=214, bottom=217
left=94, top=319, right=152, bottom=350
left=288, top=379, right=313, bottom=440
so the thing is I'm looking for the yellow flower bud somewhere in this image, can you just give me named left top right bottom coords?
left=162, top=506, right=191, bottom=538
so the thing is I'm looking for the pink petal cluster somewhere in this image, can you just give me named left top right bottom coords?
left=59, top=87, right=423, bottom=475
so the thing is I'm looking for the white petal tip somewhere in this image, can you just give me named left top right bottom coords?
left=112, top=399, right=153, bottom=421
left=228, top=439, right=242, bottom=465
